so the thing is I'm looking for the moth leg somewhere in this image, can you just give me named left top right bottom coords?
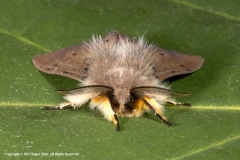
left=142, top=98, right=173, bottom=128
left=91, top=96, right=120, bottom=131
left=113, top=114, right=120, bottom=131
left=108, top=107, right=120, bottom=131
left=44, top=102, right=76, bottom=110
left=106, top=113, right=120, bottom=131
left=166, top=100, right=191, bottom=107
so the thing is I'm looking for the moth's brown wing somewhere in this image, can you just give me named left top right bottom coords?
left=32, top=31, right=125, bottom=82
left=102, top=31, right=204, bottom=81
left=152, top=47, right=204, bottom=81
left=32, top=44, right=90, bottom=81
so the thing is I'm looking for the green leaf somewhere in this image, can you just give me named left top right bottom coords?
left=0, top=0, right=240, bottom=159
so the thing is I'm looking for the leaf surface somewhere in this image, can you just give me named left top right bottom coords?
left=0, top=0, right=240, bottom=159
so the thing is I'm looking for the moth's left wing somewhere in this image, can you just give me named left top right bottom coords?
left=32, top=44, right=90, bottom=81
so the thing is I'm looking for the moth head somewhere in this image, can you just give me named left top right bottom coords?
left=108, top=85, right=133, bottom=110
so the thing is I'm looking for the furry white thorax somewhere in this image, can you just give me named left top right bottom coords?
left=83, top=36, right=163, bottom=89
left=63, top=35, right=169, bottom=116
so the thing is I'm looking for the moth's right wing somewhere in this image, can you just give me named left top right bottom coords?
left=32, top=44, right=91, bottom=81
left=151, top=47, right=204, bottom=81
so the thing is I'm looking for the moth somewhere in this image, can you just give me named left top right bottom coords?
left=32, top=31, right=204, bottom=131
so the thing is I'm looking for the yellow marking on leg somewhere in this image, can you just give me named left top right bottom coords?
left=91, top=95, right=108, bottom=105
left=132, top=99, right=146, bottom=117
left=143, top=96, right=166, bottom=120
left=100, top=99, right=119, bottom=129
left=143, top=97, right=173, bottom=127
left=111, top=115, right=118, bottom=126
left=91, top=96, right=117, bottom=124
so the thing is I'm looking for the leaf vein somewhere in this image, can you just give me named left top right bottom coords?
left=1, top=103, right=240, bottom=110
left=170, top=0, right=240, bottom=22
left=0, top=28, right=50, bottom=52
left=171, top=135, right=240, bottom=160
